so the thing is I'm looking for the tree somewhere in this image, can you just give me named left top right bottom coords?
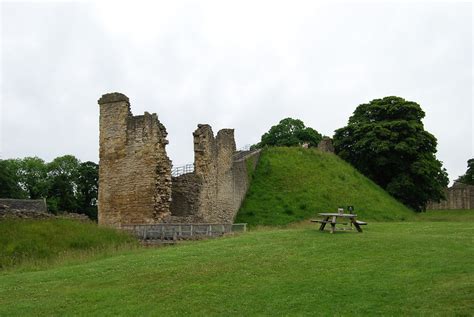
left=256, top=118, right=323, bottom=148
left=0, top=159, right=26, bottom=198
left=76, top=161, right=99, bottom=220
left=333, top=96, right=449, bottom=211
left=17, top=157, right=49, bottom=199
left=457, top=158, right=474, bottom=185
left=47, top=155, right=81, bottom=213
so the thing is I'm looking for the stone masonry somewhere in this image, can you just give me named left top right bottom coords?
left=98, top=93, right=172, bottom=227
left=98, top=93, right=259, bottom=227
left=427, top=182, right=474, bottom=210
left=317, top=137, right=335, bottom=153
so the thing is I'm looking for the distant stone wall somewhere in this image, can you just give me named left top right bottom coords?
left=427, top=182, right=474, bottom=210
left=0, top=199, right=50, bottom=220
left=318, top=137, right=335, bottom=153
left=0, top=199, right=47, bottom=213
left=98, top=92, right=259, bottom=227
left=98, top=93, right=172, bottom=227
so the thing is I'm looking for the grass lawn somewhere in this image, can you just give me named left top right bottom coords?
left=0, top=211, right=473, bottom=316
left=0, top=219, right=137, bottom=270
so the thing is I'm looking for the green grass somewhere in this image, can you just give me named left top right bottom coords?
left=414, top=209, right=474, bottom=222
left=0, top=219, right=137, bottom=269
left=236, top=147, right=413, bottom=226
left=0, top=212, right=472, bottom=316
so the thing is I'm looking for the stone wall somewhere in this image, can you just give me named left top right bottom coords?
left=170, top=173, right=201, bottom=218
left=214, top=128, right=237, bottom=223
left=318, top=137, right=335, bottom=153
left=192, top=124, right=219, bottom=222
left=168, top=125, right=259, bottom=224
left=98, top=92, right=259, bottom=227
left=0, top=199, right=47, bottom=213
left=232, top=150, right=261, bottom=218
left=427, top=182, right=474, bottom=210
left=98, top=93, right=172, bottom=227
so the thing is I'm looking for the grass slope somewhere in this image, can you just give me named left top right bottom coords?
left=0, top=212, right=472, bottom=316
left=236, top=147, right=413, bottom=226
left=0, top=219, right=137, bottom=269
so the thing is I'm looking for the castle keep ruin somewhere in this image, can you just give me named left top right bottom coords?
left=98, top=92, right=259, bottom=228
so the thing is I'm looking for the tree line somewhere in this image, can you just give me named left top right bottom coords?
left=254, top=96, right=472, bottom=211
left=0, top=155, right=98, bottom=220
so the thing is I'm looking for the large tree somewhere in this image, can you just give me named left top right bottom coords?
left=17, top=157, right=49, bottom=199
left=456, top=158, right=474, bottom=185
left=76, top=161, right=99, bottom=220
left=47, top=155, right=81, bottom=213
left=256, top=118, right=323, bottom=148
left=0, top=159, right=26, bottom=199
left=333, top=96, right=448, bottom=211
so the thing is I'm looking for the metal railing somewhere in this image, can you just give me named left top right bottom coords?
left=121, top=223, right=247, bottom=242
left=171, top=163, right=194, bottom=177
left=239, top=144, right=252, bottom=151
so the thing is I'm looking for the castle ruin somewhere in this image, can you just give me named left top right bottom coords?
left=427, top=182, right=474, bottom=210
left=98, top=92, right=259, bottom=228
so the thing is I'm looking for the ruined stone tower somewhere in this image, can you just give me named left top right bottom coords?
left=98, top=93, right=172, bottom=227
left=98, top=92, right=260, bottom=228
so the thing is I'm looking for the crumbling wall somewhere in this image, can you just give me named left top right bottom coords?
left=168, top=125, right=258, bottom=224
left=170, top=173, right=201, bottom=217
left=215, top=129, right=237, bottom=223
left=318, top=137, right=335, bottom=153
left=427, top=182, right=474, bottom=210
left=192, top=124, right=218, bottom=221
left=98, top=93, right=172, bottom=227
left=98, top=92, right=259, bottom=227
left=232, top=150, right=261, bottom=216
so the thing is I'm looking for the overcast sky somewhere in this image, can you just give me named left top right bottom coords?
left=1, top=1, right=472, bottom=183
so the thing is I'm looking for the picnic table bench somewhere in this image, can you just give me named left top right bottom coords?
left=311, top=213, right=367, bottom=233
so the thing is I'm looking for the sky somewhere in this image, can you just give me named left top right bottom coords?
left=0, top=0, right=472, bottom=183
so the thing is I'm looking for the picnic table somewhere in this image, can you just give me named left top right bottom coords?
left=311, top=213, right=366, bottom=233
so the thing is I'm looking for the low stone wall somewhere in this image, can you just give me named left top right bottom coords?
left=427, top=182, right=474, bottom=210
left=0, top=199, right=47, bottom=213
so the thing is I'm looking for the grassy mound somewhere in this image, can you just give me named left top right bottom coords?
left=236, top=147, right=413, bottom=225
left=0, top=219, right=137, bottom=269
left=0, top=213, right=472, bottom=316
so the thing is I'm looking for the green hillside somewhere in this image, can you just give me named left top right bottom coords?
left=236, top=147, right=413, bottom=225
left=0, top=219, right=137, bottom=269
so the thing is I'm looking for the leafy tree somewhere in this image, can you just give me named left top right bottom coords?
left=17, top=157, right=49, bottom=199
left=256, top=118, right=323, bottom=148
left=0, top=154, right=99, bottom=220
left=0, top=159, right=26, bottom=198
left=333, top=96, right=449, bottom=211
left=76, top=161, right=99, bottom=220
left=457, top=158, right=474, bottom=185
left=47, top=155, right=81, bottom=213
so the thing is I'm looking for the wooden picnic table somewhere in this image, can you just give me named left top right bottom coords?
left=311, top=213, right=365, bottom=233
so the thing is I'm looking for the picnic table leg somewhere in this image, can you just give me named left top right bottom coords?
left=351, top=218, right=363, bottom=232
left=319, top=217, right=330, bottom=231
left=330, top=216, right=337, bottom=234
